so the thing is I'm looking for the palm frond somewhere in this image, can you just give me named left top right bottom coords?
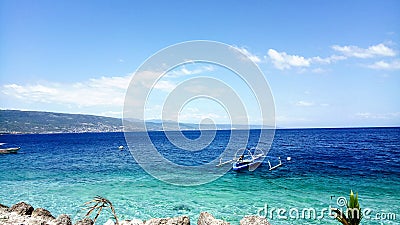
left=82, top=196, right=119, bottom=225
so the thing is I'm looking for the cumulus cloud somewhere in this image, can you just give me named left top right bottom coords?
left=267, top=49, right=310, bottom=70
left=267, top=42, right=397, bottom=70
left=153, top=80, right=176, bottom=92
left=310, top=55, right=347, bottom=64
left=2, top=76, right=132, bottom=107
left=165, top=65, right=214, bottom=78
left=266, top=49, right=346, bottom=70
left=235, top=47, right=262, bottom=63
left=1, top=71, right=180, bottom=110
left=367, top=60, right=400, bottom=70
left=332, top=43, right=396, bottom=58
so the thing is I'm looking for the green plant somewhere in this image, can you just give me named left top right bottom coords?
left=332, top=190, right=362, bottom=225
left=83, top=196, right=119, bottom=224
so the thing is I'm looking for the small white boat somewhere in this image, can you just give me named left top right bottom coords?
left=232, top=148, right=266, bottom=171
left=217, top=147, right=284, bottom=172
left=0, top=143, right=21, bottom=154
left=0, top=147, right=21, bottom=154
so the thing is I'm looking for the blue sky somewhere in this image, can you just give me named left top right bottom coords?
left=1, top=0, right=399, bottom=128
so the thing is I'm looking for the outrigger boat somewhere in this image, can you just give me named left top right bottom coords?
left=217, top=147, right=284, bottom=172
left=0, top=143, right=21, bottom=154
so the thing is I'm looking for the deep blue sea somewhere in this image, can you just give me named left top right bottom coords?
left=1, top=128, right=399, bottom=224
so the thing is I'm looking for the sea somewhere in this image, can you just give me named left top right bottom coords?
left=0, top=127, right=399, bottom=225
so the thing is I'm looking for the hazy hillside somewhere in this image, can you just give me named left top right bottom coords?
left=0, top=110, right=198, bottom=134
left=0, top=110, right=263, bottom=134
left=0, top=110, right=123, bottom=134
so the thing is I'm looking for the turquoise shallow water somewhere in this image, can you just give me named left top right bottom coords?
left=1, top=128, right=399, bottom=224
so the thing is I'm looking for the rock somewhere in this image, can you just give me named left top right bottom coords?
left=8, top=202, right=34, bottom=215
left=74, top=217, right=94, bottom=225
left=56, top=214, right=72, bottom=225
left=145, top=215, right=190, bottom=225
left=240, top=216, right=271, bottom=225
left=120, top=219, right=144, bottom=225
left=0, top=203, right=8, bottom=209
left=32, top=207, right=55, bottom=219
left=198, top=212, right=229, bottom=225
left=104, top=219, right=116, bottom=225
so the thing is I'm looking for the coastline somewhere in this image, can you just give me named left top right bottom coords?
left=0, top=201, right=271, bottom=225
left=1, top=125, right=399, bottom=136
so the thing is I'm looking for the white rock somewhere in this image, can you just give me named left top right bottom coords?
left=104, top=219, right=116, bottom=225
left=197, top=212, right=229, bottom=225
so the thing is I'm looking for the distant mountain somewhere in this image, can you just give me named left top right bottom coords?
left=0, top=110, right=125, bottom=134
left=0, top=110, right=264, bottom=134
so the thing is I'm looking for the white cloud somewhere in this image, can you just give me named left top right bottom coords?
left=153, top=80, right=176, bottom=92
left=367, top=60, right=400, bottom=70
left=267, top=49, right=310, bottom=70
left=266, top=49, right=348, bottom=70
left=310, top=55, right=347, bottom=64
left=355, top=112, right=400, bottom=120
left=267, top=42, right=397, bottom=70
left=235, top=47, right=262, bottom=63
left=165, top=65, right=214, bottom=78
left=2, top=71, right=182, bottom=118
left=295, top=101, right=314, bottom=107
left=2, top=75, right=134, bottom=108
left=332, top=43, right=396, bottom=58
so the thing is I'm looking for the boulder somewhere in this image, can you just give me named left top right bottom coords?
left=32, top=207, right=55, bottom=219
left=56, top=214, right=73, bottom=225
left=145, top=215, right=190, bottom=225
left=197, top=212, right=229, bottom=225
left=8, top=202, right=34, bottom=215
left=240, top=216, right=271, bottom=225
left=0, top=203, right=8, bottom=209
left=74, top=217, right=94, bottom=225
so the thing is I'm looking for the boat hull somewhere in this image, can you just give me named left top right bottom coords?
left=232, top=163, right=249, bottom=171
left=232, top=160, right=259, bottom=171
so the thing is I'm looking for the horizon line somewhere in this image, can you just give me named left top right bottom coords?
left=1, top=109, right=399, bottom=130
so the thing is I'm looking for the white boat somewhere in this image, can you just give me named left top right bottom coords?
left=217, top=147, right=284, bottom=172
left=0, top=147, right=21, bottom=154
left=0, top=143, right=21, bottom=154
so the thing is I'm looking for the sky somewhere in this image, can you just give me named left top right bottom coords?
left=1, top=0, right=399, bottom=128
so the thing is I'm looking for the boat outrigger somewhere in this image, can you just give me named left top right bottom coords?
left=217, top=147, right=284, bottom=172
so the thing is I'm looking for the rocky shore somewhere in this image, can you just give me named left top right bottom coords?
left=0, top=202, right=271, bottom=225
